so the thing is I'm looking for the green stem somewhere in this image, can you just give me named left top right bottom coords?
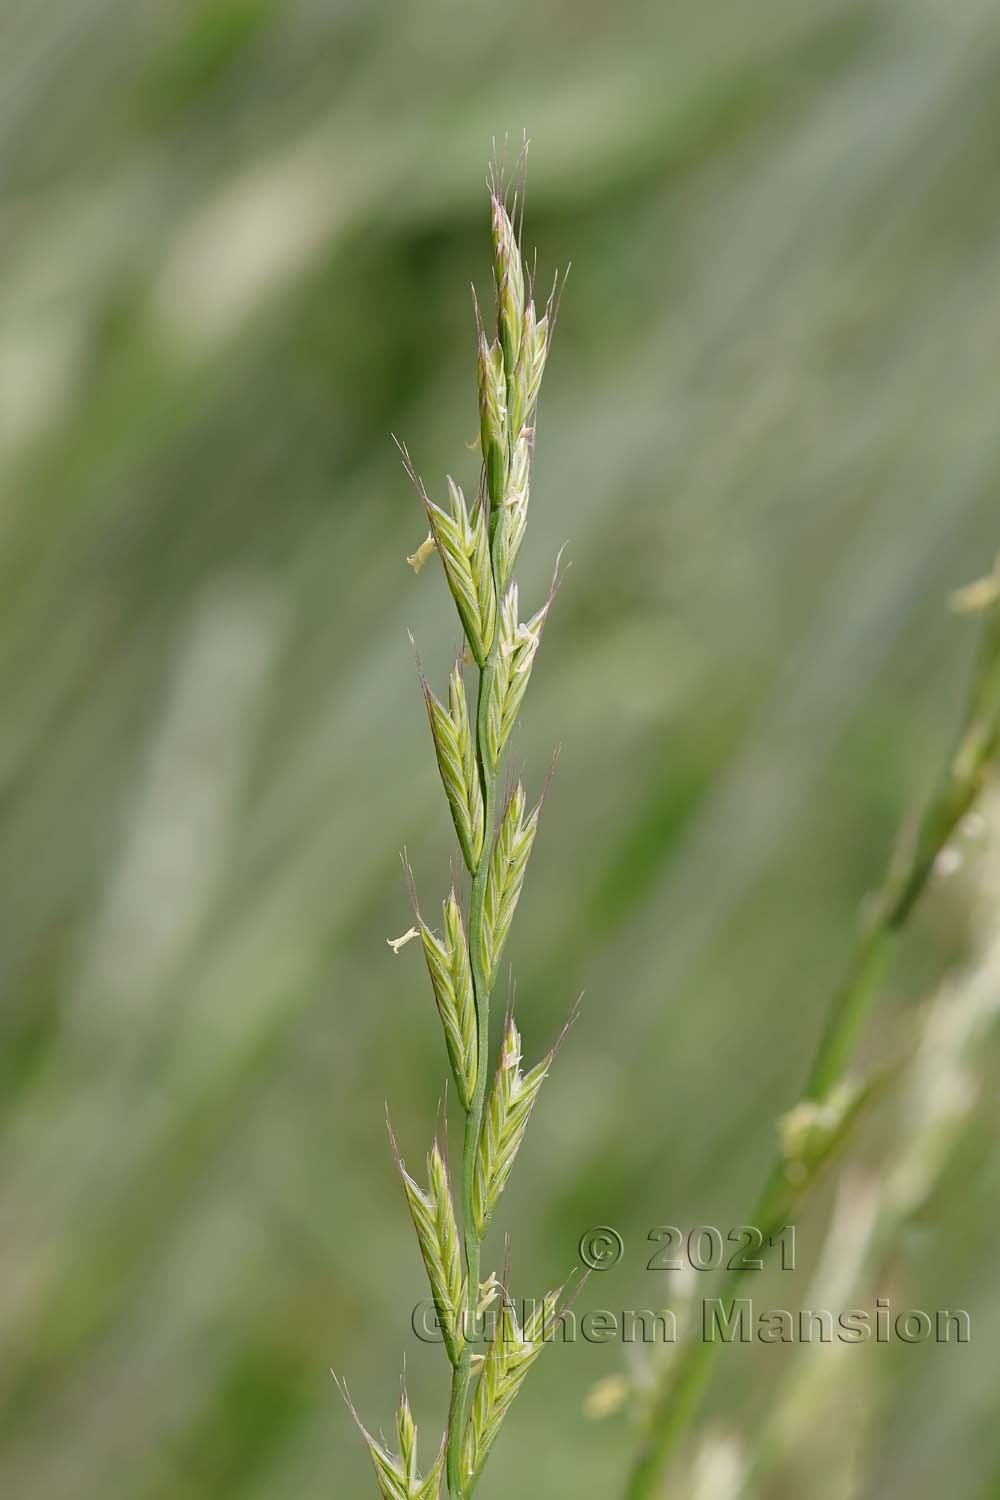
left=446, top=608, right=499, bottom=1497
left=624, top=602, right=1000, bottom=1500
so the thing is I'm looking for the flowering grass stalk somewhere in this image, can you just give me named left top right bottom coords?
left=624, top=558, right=1000, bottom=1500
left=339, top=161, right=568, bottom=1500
left=748, top=800, right=1000, bottom=1494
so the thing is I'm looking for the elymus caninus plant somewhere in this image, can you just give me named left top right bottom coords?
left=337, top=162, right=570, bottom=1500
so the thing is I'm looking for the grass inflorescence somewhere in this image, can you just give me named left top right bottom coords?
left=339, top=153, right=570, bottom=1500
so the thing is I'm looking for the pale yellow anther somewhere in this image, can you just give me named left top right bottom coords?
left=500, top=620, right=540, bottom=670
left=407, top=533, right=436, bottom=574
left=950, top=551, right=1000, bottom=613
left=387, top=926, right=420, bottom=954
left=477, top=1272, right=500, bottom=1317
left=503, top=1042, right=522, bottom=1071
left=512, top=622, right=541, bottom=670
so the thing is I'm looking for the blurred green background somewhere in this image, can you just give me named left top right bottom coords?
left=2, top=1, right=1000, bottom=1496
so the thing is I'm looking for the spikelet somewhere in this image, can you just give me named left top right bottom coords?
left=419, top=892, right=478, bottom=1111
left=495, top=434, right=530, bottom=589
left=478, top=330, right=508, bottom=512
left=338, top=1380, right=446, bottom=1500
left=397, top=1388, right=419, bottom=1489
left=480, top=783, right=538, bottom=986
left=484, top=192, right=552, bottom=517
left=395, top=1138, right=466, bottom=1365
left=461, top=1288, right=560, bottom=1488
left=422, top=663, right=485, bottom=872
left=507, top=302, right=548, bottom=450
left=472, top=1017, right=551, bottom=1236
left=484, top=585, right=549, bottom=769
left=519, top=301, right=549, bottom=423
left=491, top=194, right=525, bottom=381
left=423, top=478, right=496, bottom=666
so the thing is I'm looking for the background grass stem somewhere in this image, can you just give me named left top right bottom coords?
left=624, top=588, right=1000, bottom=1500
